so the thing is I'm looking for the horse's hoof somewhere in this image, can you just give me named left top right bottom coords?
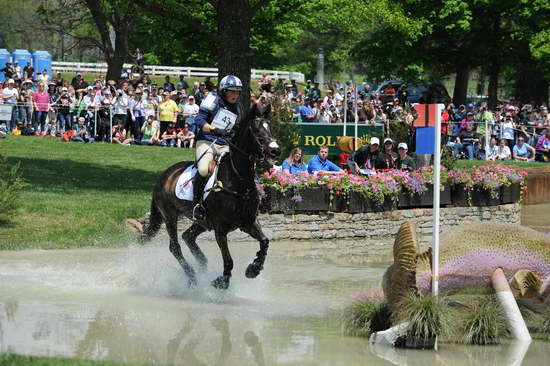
left=245, top=263, right=262, bottom=278
left=211, top=275, right=230, bottom=290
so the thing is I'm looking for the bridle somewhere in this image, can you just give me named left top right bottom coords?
left=225, top=118, right=275, bottom=186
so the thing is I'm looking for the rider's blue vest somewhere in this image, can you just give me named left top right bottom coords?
left=194, top=93, right=241, bottom=145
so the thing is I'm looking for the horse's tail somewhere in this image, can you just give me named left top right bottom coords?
left=139, top=200, right=163, bottom=244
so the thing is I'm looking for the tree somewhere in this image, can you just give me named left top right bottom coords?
left=82, top=0, right=135, bottom=81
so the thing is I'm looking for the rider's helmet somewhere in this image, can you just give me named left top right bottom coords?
left=219, top=75, right=243, bottom=93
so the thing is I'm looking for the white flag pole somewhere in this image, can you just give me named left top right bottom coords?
left=354, top=83, right=358, bottom=151
left=343, top=84, right=348, bottom=137
left=432, top=104, right=443, bottom=296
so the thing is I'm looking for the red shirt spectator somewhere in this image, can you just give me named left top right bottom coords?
left=32, top=87, right=50, bottom=112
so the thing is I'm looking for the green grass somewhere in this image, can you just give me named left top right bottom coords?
left=453, top=159, right=547, bottom=169
left=0, top=136, right=194, bottom=249
left=0, top=354, right=156, bottom=366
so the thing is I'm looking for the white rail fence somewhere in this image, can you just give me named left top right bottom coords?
left=51, top=62, right=305, bottom=82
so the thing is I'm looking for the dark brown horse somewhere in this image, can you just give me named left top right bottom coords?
left=140, top=104, right=280, bottom=289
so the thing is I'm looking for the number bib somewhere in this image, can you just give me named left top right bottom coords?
left=212, top=108, right=237, bottom=131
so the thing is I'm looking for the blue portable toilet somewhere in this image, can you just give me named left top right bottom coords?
left=12, top=49, right=32, bottom=75
left=0, top=49, right=11, bottom=82
left=32, top=50, right=52, bottom=80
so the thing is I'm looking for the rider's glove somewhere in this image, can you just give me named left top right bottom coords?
left=210, top=127, right=228, bottom=137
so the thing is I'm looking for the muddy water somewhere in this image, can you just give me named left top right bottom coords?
left=0, top=238, right=548, bottom=365
left=521, top=203, right=550, bottom=234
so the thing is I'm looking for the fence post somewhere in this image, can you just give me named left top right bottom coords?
left=187, top=67, right=191, bottom=78
left=109, top=108, right=113, bottom=143
left=94, top=108, right=97, bottom=138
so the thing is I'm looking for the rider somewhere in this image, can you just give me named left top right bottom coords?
left=192, top=75, right=242, bottom=221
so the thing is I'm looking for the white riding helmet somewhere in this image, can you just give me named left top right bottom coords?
left=219, top=75, right=243, bottom=92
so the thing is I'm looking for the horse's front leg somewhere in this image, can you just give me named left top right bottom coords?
left=212, top=229, right=233, bottom=289
left=241, top=221, right=269, bottom=279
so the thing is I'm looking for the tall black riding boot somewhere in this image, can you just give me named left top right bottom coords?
left=192, top=174, right=207, bottom=221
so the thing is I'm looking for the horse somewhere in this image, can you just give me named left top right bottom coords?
left=140, top=104, right=281, bottom=289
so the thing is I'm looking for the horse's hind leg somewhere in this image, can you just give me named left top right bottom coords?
left=166, top=216, right=197, bottom=287
left=182, top=223, right=208, bottom=272
left=212, top=230, right=233, bottom=290
left=241, top=221, right=269, bottom=279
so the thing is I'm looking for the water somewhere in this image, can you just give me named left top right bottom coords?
left=521, top=202, right=550, bottom=234
left=0, top=238, right=548, bottom=365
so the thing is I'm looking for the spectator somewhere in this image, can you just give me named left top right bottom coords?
left=112, top=122, right=132, bottom=145
left=204, top=76, right=214, bottom=91
left=535, top=129, right=550, bottom=162
left=348, top=137, right=379, bottom=174
left=307, top=145, right=341, bottom=174
left=176, top=74, right=189, bottom=91
left=23, top=62, right=34, bottom=80
left=54, top=87, right=73, bottom=132
left=308, top=82, right=321, bottom=101
left=2, top=79, right=18, bottom=132
left=18, top=81, right=33, bottom=128
left=259, top=73, right=272, bottom=93
left=375, top=138, right=397, bottom=169
left=183, top=95, right=200, bottom=130
left=300, top=97, right=316, bottom=123
left=161, top=122, right=178, bottom=147
left=144, top=88, right=158, bottom=119
left=500, top=112, right=516, bottom=151
left=396, top=142, right=416, bottom=171
left=54, top=71, right=65, bottom=87
left=129, top=88, right=146, bottom=141
left=1, top=62, right=15, bottom=79
left=140, top=116, right=159, bottom=145
left=72, top=117, right=95, bottom=143
left=71, top=73, right=88, bottom=91
left=37, top=69, right=50, bottom=85
left=453, top=123, right=479, bottom=160
left=513, top=136, right=536, bottom=161
left=496, top=139, right=512, bottom=160
left=32, top=82, right=50, bottom=133
left=112, top=89, right=129, bottom=134
left=177, top=122, right=195, bottom=148
left=157, top=91, right=179, bottom=136
left=486, top=137, right=499, bottom=161
left=282, top=147, right=307, bottom=174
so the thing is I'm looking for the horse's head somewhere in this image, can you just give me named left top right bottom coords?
left=241, top=103, right=281, bottom=166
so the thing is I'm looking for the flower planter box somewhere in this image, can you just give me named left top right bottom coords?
left=400, top=183, right=452, bottom=208
left=471, top=187, right=500, bottom=207
left=330, top=193, right=348, bottom=212
left=348, top=191, right=366, bottom=213
left=293, top=187, right=330, bottom=212
left=264, top=187, right=294, bottom=214
left=451, top=184, right=471, bottom=207
left=365, top=197, right=398, bottom=212
left=501, top=182, right=521, bottom=204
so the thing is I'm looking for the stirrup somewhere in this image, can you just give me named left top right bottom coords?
left=192, top=203, right=206, bottom=221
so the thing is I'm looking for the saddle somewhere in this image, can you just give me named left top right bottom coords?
left=175, top=153, right=226, bottom=201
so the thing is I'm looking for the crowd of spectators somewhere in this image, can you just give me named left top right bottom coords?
left=1, top=68, right=549, bottom=163
left=0, top=70, right=205, bottom=146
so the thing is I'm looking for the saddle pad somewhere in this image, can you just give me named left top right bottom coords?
left=174, top=153, right=226, bottom=201
left=175, top=165, right=197, bottom=201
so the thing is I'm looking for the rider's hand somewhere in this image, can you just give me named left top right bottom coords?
left=210, top=128, right=228, bottom=137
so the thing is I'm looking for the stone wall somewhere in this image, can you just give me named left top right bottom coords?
left=168, top=203, right=520, bottom=245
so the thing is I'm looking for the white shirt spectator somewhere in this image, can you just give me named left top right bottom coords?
left=2, top=86, right=18, bottom=103
left=112, top=95, right=129, bottom=115
left=500, top=121, right=514, bottom=140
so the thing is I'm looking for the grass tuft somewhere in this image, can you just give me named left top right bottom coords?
left=461, top=297, right=506, bottom=345
left=342, top=298, right=392, bottom=337
left=398, top=292, right=452, bottom=342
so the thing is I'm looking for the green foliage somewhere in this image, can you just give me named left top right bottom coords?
left=268, top=96, right=301, bottom=162
left=461, top=297, right=506, bottom=345
left=399, top=292, right=452, bottom=341
left=342, top=298, right=392, bottom=337
left=0, top=154, right=25, bottom=224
